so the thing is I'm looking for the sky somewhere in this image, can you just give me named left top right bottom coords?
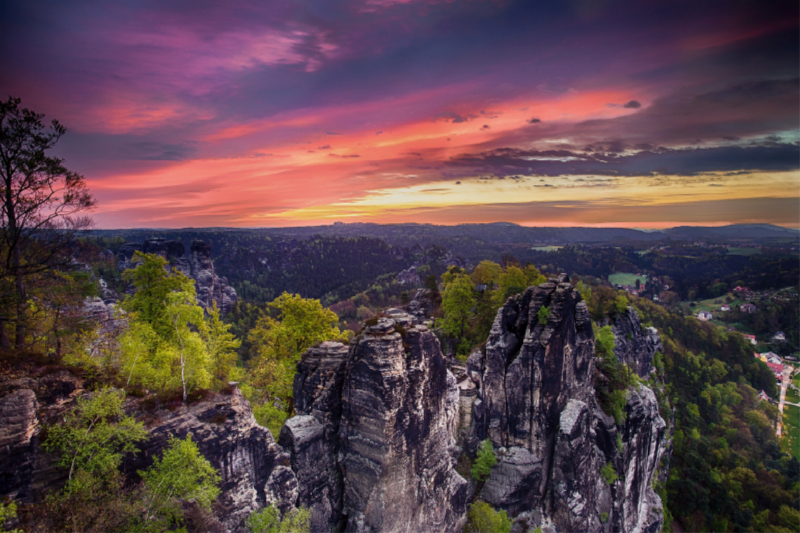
left=0, top=0, right=798, bottom=229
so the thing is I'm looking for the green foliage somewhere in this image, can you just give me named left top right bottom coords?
left=464, top=501, right=512, bottom=533
left=599, top=512, right=609, bottom=524
left=120, top=252, right=218, bottom=399
left=246, top=505, right=311, bottom=533
left=253, top=402, right=290, bottom=440
left=471, top=439, right=497, bottom=482
left=205, top=303, right=242, bottom=388
left=575, top=280, right=592, bottom=303
left=614, top=294, right=629, bottom=315
left=43, top=388, right=147, bottom=487
left=494, top=266, right=527, bottom=305
left=441, top=273, right=477, bottom=355
left=537, top=305, right=550, bottom=325
left=601, top=462, right=618, bottom=485
left=247, top=292, right=341, bottom=404
left=616, top=433, right=623, bottom=454
left=139, top=435, right=221, bottom=531
left=593, top=325, right=632, bottom=424
left=471, top=260, right=502, bottom=286
left=635, top=298, right=798, bottom=532
left=0, top=501, right=21, bottom=533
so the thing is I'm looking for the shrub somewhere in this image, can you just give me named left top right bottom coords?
left=616, top=433, right=623, bottom=454
left=465, top=501, right=512, bottom=533
left=246, top=505, right=311, bottom=533
left=601, top=462, right=618, bottom=485
left=600, top=512, right=609, bottom=523
left=253, top=402, right=290, bottom=439
left=471, top=439, right=497, bottom=481
left=537, top=305, right=551, bottom=325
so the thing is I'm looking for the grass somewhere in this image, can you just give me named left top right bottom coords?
left=785, top=385, right=800, bottom=405
left=681, top=293, right=747, bottom=315
left=608, top=273, right=647, bottom=287
left=531, top=245, right=562, bottom=252
left=781, top=404, right=800, bottom=461
left=727, top=247, right=761, bottom=256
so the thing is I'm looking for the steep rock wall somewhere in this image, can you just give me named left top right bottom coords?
left=285, top=315, right=468, bottom=533
left=466, top=275, right=669, bottom=533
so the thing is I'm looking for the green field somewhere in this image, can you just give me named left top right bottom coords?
left=727, top=247, right=761, bottom=256
left=531, top=246, right=562, bottom=252
left=683, top=293, right=746, bottom=314
left=782, top=404, right=800, bottom=461
left=786, top=385, right=800, bottom=405
left=609, top=273, right=647, bottom=287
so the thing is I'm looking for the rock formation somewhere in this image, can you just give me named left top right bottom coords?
left=117, top=238, right=238, bottom=314
left=464, top=275, right=669, bottom=533
left=612, top=307, right=662, bottom=378
left=283, top=314, right=468, bottom=533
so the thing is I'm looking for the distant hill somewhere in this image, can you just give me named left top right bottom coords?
left=662, top=224, right=799, bottom=242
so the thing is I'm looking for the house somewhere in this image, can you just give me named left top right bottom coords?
left=697, top=311, right=713, bottom=321
left=742, top=334, right=757, bottom=345
left=652, top=295, right=659, bottom=302
left=766, top=361, right=784, bottom=380
left=758, top=390, right=771, bottom=402
left=720, top=305, right=730, bottom=312
left=741, top=303, right=756, bottom=313
left=763, top=352, right=782, bottom=365
left=772, top=332, right=786, bottom=342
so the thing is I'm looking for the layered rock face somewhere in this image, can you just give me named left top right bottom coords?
left=0, top=372, right=297, bottom=533
left=466, top=275, right=669, bottom=533
left=117, top=238, right=238, bottom=314
left=122, top=387, right=293, bottom=532
left=283, top=315, right=468, bottom=533
left=612, top=307, right=662, bottom=378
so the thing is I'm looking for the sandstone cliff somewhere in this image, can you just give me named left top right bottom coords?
left=464, top=275, right=669, bottom=533
left=283, top=315, right=468, bottom=533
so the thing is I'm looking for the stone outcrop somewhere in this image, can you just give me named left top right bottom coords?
left=612, top=307, right=662, bottom=377
left=117, top=238, right=238, bottom=314
left=121, top=387, right=293, bottom=532
left=283, top=314, right=468, bottom=533
left=465, top=275, right=669, bottom=533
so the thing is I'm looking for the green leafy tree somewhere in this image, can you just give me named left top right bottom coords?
left=246, top=505, right=311, bottom=533
left=205, top=303, right=242, bottom=388
left=494, top=266, right=527, bottom=307
left=471, top=439, right=497, bottom=481
left=248, top=293, right=341, bottom=405
left=441, top=273, right=476, bottom=357
left=43, top=388, right=147, bottom=487
left=120, top=252, right=212, bottom=400
left=139, top=435, right=221, bottom=531
left=471, top=260, right=502, bottom=287
left=465, top=501, right=512, bottom=533
left=523, top=264, right=546, bottom=286
left=0, top=97, right=95, bottom=349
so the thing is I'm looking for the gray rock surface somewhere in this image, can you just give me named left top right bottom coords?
left=612, top=307, right=662, bottom=378
left=466, top=275, right=669, bottom=533
left=286, top=320, right=468, bottom=533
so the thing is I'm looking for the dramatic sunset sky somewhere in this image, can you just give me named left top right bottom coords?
left=1, top=0, right=798, bottom=228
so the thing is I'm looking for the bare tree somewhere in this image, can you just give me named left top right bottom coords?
left=0, top=97, right=95, bottom=349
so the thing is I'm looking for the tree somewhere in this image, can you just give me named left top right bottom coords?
left=246, top=505, right=311, bottom=533
left=471, top=260, right=502, bottom=287
left=494, top=266, right=527, bottom=306
left=248, top=293, right=341, bottom=405
left=43, top=388, right=147, bottom=488
left=139, top=435, right=221, bottom=532
left=465, top=501, right=512, bottom=533
left=441, top=273, right=476, bottom=356
left=119, top=252, right=213, bottom=400
left=471, top=439, right=497, bottom=481
left=0, top=97, right=95, bottom=349
left=205, top=303, right=242, bottom=388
